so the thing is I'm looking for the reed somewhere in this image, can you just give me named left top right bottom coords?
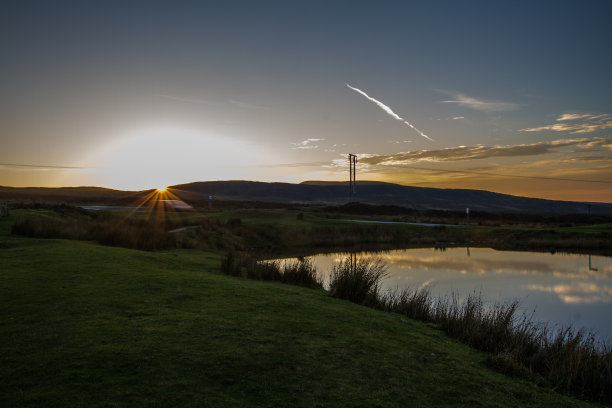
left=281, top=258, right=322, bottom=288
left=328, top=257, right=388, bottom=307
left=238, top=257, right=322, bottom=289
left=246, top=259, right=282, bottom=281
left=379, top=287, right=612, bottom=403
left=220, top=249, right=243, bottom=276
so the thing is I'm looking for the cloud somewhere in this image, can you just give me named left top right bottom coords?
left=557, top=113, right=607, bottom=121
left=521, top=122, right=612, bottom=134
left=452, top=116, right=465, bottom=120
left=323, top=138, right=612, bottom=186
left=346, top=83, right=433, bottom=141
left=292, top=138, right=325, bottom=150
left=254, top=161, right=330, bottom=168
left=440, top=92, right=519, bottom=112
left=527, top=282, right=612, bottom=304
left=521, top=113, right=612, bottom=134
left=355, top=138, right=611, bottom=165
left=0, top=163, right=87, bottom=170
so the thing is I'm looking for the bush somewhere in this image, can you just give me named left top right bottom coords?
left=247, top=259, right=282, bottom=281
left=12, top=217, right=92, bottom=240
left=226, top=217, right=242, bottom=228
left=328, top=256, right=388, bottom=306
left=282, top=258, right=321, bottom=288
left=95, top=219, right=176, bottom=251
left=220, top=250, right=243, bottom=276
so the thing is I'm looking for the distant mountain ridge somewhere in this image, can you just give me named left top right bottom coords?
left=172, top=180, right=612, bottom=215
left=2, top=181, right=610, bottom=214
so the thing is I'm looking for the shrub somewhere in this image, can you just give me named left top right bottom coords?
left=282, top=258, right=321, bottom=288
left=247, top=260, right=282, bottom=281
left=95, top=219, right=175, bottom=251
left=328, top=256, right=388, bottom=306
left=220, top=250, right=243, bottom=276
left=226, top=217, right=242, bottom=228
left=12, top=217, right=92, bottom=240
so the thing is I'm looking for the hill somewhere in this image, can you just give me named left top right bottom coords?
left=3, top=181, right=612, bottom=215
left=0, top=185, right=143, bottom=204
left=172, top=180, right=612, bottom=215
left=0, top=215, right=596, bottom=407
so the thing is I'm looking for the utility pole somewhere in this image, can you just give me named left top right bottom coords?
left=348, top=154, right=357, bottom=200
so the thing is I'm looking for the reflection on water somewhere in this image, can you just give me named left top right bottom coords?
left=287, top=248, right=612, bottom=340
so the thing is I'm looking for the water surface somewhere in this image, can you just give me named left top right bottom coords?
left=286, top=248, right=612, bottom=340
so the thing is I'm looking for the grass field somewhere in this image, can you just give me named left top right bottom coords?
left=6, top=203, right=612, bottom=258
left=0, top=213, right=601, bottom=407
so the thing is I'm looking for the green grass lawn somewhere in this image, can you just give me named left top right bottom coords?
left=0, top=216, right=599, bottom=407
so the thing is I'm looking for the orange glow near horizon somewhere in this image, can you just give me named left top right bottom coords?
left=86, top=125, right=277, bottom=192
left=102, top=187, right=194, bottom=238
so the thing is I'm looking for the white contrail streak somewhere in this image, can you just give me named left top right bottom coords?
left=346, top=83, right=433, bottom=141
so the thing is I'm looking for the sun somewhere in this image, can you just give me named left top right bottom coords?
left=89, top=125, right=277, bottom=191
left=156, top=186, right=167, bottom=193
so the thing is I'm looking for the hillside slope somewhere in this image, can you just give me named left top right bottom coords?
left=173, top=180, right=612, bottom=214
left=0, top=231, right=594, bottom=407
left=3, top=181, right=611, bottom=214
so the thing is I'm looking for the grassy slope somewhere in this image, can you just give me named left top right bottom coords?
left=0, top=219, right=597, bottom=407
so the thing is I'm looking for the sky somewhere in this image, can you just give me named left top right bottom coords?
left=1, top=0, right=611, bottom=202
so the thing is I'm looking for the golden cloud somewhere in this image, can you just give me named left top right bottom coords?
left=521, top=113, right=612, bottom=134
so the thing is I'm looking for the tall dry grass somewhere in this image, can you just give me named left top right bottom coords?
left=379, top=287, right=611, bottom=403
left=328, top=256, right=388, bottom=306
left=224, top=255, right=322, bottom=289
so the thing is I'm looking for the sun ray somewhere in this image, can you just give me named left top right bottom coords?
left=94, top=187, right=195, bottom=243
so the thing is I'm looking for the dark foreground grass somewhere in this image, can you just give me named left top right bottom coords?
left=0, top=234, right=596, bottom=407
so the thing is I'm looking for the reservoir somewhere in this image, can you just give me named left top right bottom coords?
left=283, top=248, right=612, bottom=341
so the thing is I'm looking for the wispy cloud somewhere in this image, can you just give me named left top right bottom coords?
left=0, top=163, right=87, bottom=170
left=252, top=138, right=612, bottom=189
left=346, top=83, right=433, bottom=141
left=452, top=116, right=465, bottom=120
left=440, top=92, right=519, bottom=112
left=520, top=122, right=612, bottom=134
left=355, top=138, right=611, bottom=165
left=557, top=113, right=606, bottom=121
left=253, top=161, right=331, bottom=168
left=527, top=282, right=612, bottom=304
left=521, top=113, right=612, bottom=134
left=292, top=138, right=325, bottom=150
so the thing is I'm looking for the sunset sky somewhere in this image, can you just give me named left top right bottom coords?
left=1, top=1, right=611, bottom=202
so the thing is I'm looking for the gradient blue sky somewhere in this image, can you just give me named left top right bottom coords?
left=1, top=0, right=611, bottom=201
